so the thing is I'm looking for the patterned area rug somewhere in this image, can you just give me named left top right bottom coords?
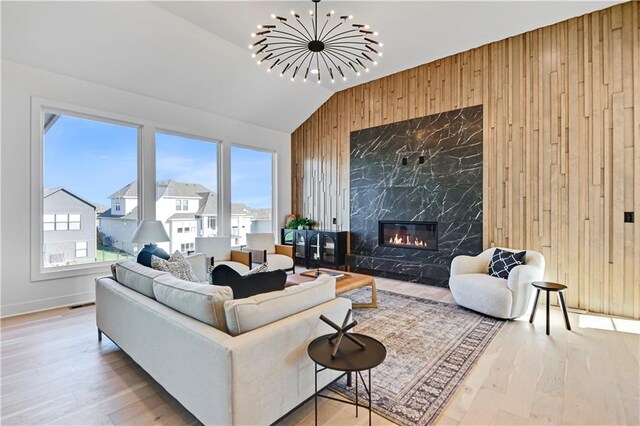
left=330, top=288, right=505, bottom=425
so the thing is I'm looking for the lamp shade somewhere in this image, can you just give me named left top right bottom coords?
left=131, top=220, right=170, bottom=244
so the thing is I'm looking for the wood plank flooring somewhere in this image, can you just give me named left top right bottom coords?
left=1, top=277, right=638, bottom=425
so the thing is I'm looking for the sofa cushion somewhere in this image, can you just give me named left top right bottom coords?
left=114, top=259, right=167, bottom=298
left=151, top=251, right=200, bottom=283
left=186, top=252, right=207, bottom=283
left=153, top=273, right=233, bottom=331
left=265, top=254, right=294, bottom=271
left=488, top=248, right=526, bottom=279
left=224, top=275, right=336, bottom=336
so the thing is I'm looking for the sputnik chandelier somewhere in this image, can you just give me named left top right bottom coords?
left=250, top=0, right=383, bottom=84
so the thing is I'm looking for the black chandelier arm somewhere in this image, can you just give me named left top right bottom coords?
left=324, top=44, right=371, bottom=54
left=262, top=40, right=308, bottom=47
left=285, top=49, right=314, bottom=73
left=276, top=22, right=312, bottom=42
left=313, top=0, right=319, bottom=39
left=319, top=19, right=347, bottom=42
left=320, top=28, right=359, bottom=43
left=324, top=41, right=371, bottom=46
left=269, top=29, right=309, bottom=43
left=323, top=33, right=370, bottom=44
left=323, top=49, right=353, bottom=71
left=321, top=50, right=343, bottom=75
left=315, top=52, right=321, bottom=80
left=319, top=52, right=334, bottom=79
left=325, top=48, right=366, bottom=71
left=263, top=46, right=307, bottom=59
left=295, top=18, right=315, bottom=40
left=317, top=16, right=331, bottom=40
left=270, top=47, right=309, bottom=65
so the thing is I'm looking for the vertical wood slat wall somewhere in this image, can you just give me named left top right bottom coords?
left=291, top=2, right=640, bottom=319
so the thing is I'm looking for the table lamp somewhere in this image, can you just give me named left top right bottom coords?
left=131, top=220, right=171, bottom=266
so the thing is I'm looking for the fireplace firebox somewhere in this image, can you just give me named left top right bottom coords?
left=378, top=220, right=438, bottom=251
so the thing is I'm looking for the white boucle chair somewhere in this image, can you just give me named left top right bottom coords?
left=245, top=233, right=295, bottom=273
left=448, top=247, right=545, bottom=319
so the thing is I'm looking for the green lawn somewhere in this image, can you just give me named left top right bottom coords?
left=96, top=245, right=133, bottom=262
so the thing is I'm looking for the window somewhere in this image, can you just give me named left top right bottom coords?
left=75, top=241, right=87, bottom=258
left=180, top=242, right=194, bottom=253
left=230, top=146, right=274, bottom=246
left=42, top=112, right=138, bottom=269
left=156, top=132, right=219, bottom=248
left=208, top=217, right=216, bottom=230
left=44, top=213, right=81, bottom=231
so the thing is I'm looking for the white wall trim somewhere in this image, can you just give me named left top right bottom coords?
left=0, top=290, right=96, bottom=319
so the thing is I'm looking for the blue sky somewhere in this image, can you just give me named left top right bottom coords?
left=45, top=115, right=273, bottom=209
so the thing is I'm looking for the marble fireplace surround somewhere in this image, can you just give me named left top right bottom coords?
left=347, top=105, right=483, bottom=287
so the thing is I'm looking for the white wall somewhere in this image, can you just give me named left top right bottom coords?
left=0, top=60, right=291, bottom=317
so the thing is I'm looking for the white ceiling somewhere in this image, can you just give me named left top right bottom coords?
left=2, top=1, right=621, bottom=133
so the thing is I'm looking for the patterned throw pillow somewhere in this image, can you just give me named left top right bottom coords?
left=488, top=248, right=526, bottom=279
left=151, top=250, right=200, bottom=283
left=243, top=263, right=269, bottom=276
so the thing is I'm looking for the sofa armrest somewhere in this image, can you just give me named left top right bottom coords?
left=451, top=255, right=490, bottom=275
left=507, top=264, right=544, bottom=317
left=274, top=244, right=293, bottom=258
left=230, top=249, right=252, bottom=267
left=225, top=297, right=351, bottom=425
left=243, top=248, right=266, bottom=264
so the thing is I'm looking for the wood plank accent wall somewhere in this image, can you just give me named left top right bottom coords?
left=292, top=2, right=640, bottom=318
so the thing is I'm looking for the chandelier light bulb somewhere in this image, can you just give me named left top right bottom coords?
left=250, top=0, right=381, bottom=85
left=373, top=61, right=378, bottom=65
left=303, top=78, right=307, bottom=82
left=379, top=43, right=384, bottom=47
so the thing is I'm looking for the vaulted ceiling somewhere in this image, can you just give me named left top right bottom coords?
left=2, top=1, right=621, bottom=133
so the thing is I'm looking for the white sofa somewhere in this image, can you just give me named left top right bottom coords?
left=448, top=247, right=545, bottom=319
left=96, top=257, right=350, bottom=425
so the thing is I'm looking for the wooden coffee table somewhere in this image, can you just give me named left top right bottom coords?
left=286, top=269, right=377, bottom=308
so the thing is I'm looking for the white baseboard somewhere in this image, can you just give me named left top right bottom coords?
left=0, top=291, right=95, bottom=318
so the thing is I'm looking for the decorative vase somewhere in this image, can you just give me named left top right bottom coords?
left=298, top=225, right=304, bottom=230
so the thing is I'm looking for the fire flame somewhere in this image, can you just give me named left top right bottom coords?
left=388, top=233, right=427, bottom=247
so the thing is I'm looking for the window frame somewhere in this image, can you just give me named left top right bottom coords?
left=31, top=98, right=143, bottom=281
left=229, top=143, right=278, bottom=242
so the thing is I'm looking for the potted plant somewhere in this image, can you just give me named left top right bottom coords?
left=287, top=216, right=314, bottom=230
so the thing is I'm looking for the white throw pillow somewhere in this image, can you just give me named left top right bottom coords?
left=243, top=263, right=269, bottom=276
left=151, top=250, right=200, bottom=283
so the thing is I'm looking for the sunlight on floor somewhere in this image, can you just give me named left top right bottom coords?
left=578, top=315, right=640, bottom=335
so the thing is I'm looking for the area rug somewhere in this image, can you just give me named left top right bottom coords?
left=330, top=288, right=505, bottom=425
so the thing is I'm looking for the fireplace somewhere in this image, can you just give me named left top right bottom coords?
left=378, top=221, right=438, bottom=251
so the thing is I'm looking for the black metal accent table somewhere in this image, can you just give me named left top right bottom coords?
left=308, top=333, right=386, bottom=425
left=529, top=281, right=572, bottom=335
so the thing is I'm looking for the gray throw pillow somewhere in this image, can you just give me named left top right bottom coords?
left=151, top=250, right=200, bottom=283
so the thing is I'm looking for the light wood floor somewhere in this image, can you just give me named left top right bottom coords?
left=1, top=277, right=638, bottom=425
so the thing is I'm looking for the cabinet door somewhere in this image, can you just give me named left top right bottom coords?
left=293, top=231, right=306, bottom=260
left=281, top=229, right=294, bottom=245
left=321, top=233, right=337, bottom=265
left=309, top=232, right=321, bottom=262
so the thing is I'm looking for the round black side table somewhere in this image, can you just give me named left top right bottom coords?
left=529, top=281, right=572, bottom=335
left=308, top=333, right=386, bottom=426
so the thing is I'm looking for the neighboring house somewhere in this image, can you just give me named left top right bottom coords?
left=43, top=187, right=96, bottom=267
left=99, top=180, right=271, bottom=255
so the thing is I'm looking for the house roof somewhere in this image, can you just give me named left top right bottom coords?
left=44, top=187, right=96, bottom=209
left=167, top=212, right=196, bottom=221
left=195, top=192, right=217, bottom=216
left=99, top=207, right=137, bottom=221
left=108, top=180, right=215, bottom=200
